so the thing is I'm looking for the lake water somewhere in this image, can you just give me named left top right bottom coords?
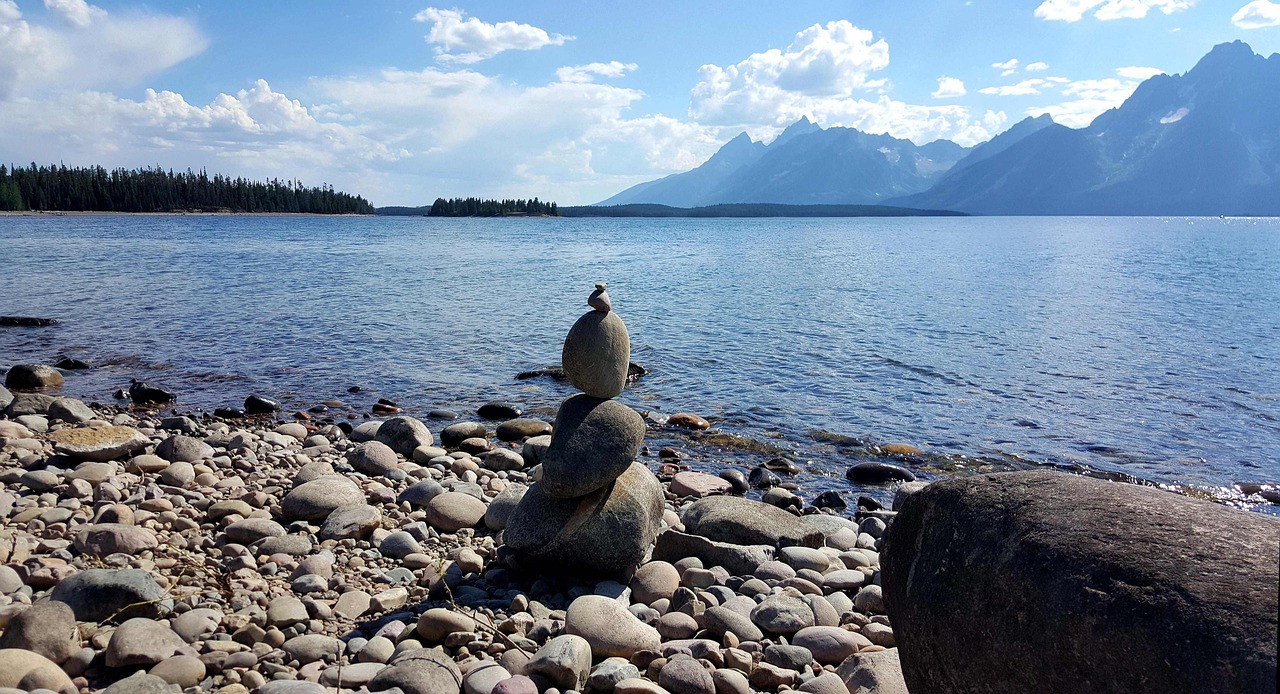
left=2, top=215, right=1278, bottom=510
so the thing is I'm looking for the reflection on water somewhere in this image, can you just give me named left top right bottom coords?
left=1, top=214, right=1278, bottom=509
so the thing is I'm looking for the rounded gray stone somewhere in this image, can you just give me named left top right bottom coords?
left=0, top=601, right=78, bottom=664
left=375, top=416, right=433, bottom=457
left=539, top=394, right=645, bottom=499
left=562, top=309, right=630, bottom=399
left=319, top=504, right=381, bottom=541
left=49, top=568, right=170, bottom=621
left=281, top=475, right=365, bottom=522
left=155, top=434, right=214, bottom=463
left=346, top=440, right=399, bottom=475
left=751, top=594, right=815, bottom=635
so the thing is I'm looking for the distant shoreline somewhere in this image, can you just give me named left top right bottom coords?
left=0, top=211, right=374, bottom=217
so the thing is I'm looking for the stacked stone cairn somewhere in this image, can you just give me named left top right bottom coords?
left=503, top=284, right=665, bottom=576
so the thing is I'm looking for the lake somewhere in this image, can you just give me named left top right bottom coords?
left=2, top=214, right=1277, bottom=510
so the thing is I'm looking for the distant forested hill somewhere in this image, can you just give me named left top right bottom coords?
left=0, top=163, right=374, bottom=214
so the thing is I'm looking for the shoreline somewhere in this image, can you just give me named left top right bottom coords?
left=0, top=211, right=375, bottom=217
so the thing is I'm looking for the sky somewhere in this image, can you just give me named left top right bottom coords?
left=1, top=1, right=1278, bottom=205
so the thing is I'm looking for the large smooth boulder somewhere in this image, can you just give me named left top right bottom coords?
left=375, top=416, right=433, bottom=457
left=562, top=309, right=630, bottom=399
left=74, top=523, right=158, bottom=556
left=5, top=364, right=63, bottom=390
left=47, top=426, right=149, bottom=462
left=0, top=601, right=79, bottom=663
left=679, top=496, right=823, bottom=548
left=50, top=568, right=170, bottom=621
left=540, top=395, right=645, bottom=499
left=650, top=530, right=774, bottom=576
left=0, top=648, right=76, bottom=693
left=882, top=471, right=1280, bottom=694
left=280, top=475, right=365, bottom=522
left=565, top=595, right=661, bottom=659
left=369, top=647, right=463, bottom=694
left=836, top=648, right=908, bottom=694
left=504, top=463, right=663, bottom=576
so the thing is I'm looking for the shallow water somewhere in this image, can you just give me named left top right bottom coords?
left=2, top=215, right=1278, bottom=509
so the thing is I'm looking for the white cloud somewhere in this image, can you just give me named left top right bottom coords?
left=932, top=76, right=966, bottom=99
left=1027, top=69, right=1152, bottom=127
left=1025, top=61, right=1050, bottom=72
left=1034, top=0, right=1194, bottom=22
left=687, top=21, right=1002, bottom=147
left=1116, top=66, right=1164, bottom=79
left=1232, top=0, right=1280, bottom=27
left=992, top=58, right=1020, bottom=76
left=0, top=1, right=205, bottom=100
left=980, top=79, right=1050, bottom=96
left=413, top=7, right=571, bottom=64
left=43, top=0, right=104, bottom=27
left=555, top=61, right=637, bottom=84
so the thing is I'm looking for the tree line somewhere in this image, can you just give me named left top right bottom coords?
left=428, top=197, right=558, bottom=217
left=0, top=163, right=374, bottom=214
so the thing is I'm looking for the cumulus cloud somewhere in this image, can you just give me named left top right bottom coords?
left=1034, top=0, right=1194, bottom=22
left=1232, top=0, right=1280, bottom=27
left=932, top=76, right=966, bottom=98
left=1026, top=66, right=1161, bottom=127
left=1025, top=61, right=1050, bottom=72
left=413, top=7, right=571, bottom=64
left=555, top=61, right=637, bottom=83
left=0, top=0, right=205, bottom=100
left=43, top=0, right=105, bottom=27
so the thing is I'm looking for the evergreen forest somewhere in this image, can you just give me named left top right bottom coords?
left=426, top=197, right=557, bottom=217
left=0, top=163, right=374, bottom=214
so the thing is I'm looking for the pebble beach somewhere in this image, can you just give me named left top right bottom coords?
left=0, top=292, right=913, bottom=694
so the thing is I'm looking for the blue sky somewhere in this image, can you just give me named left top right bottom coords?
left=2, top=0, right=1278, bottom=205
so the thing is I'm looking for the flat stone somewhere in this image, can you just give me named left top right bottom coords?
left=670, top=471, right=732, bottom=497
left=462, top=660, right=511, bottom=694
left=700, top=605, right=764, bottom=643
left=495, top=418, right=552, bottom=441
left=399, top=479, right=445, bottom=508
left=101, top=671, right=172, bottom=694
left=680, top=496, right=823, bottom=548
left=319, top=504, right=381, bottom=541
left=369, top=647, right=463, bottom=694
left=73, top=523, right=157, bottom=556
left=267, top=596, right=309, bottom=628
left=416, top=608, right=477, bottom=643
left=320, top=661, right=386, bottom=687
left=105, top=618, right=185, bottom=667
left=526, top=634, right=592, bottom=691
left=846, top=462, right=916, bottom=484
left=281, top=475, right=365, bottom=522
left=792, top=626, right=869, bottom=665
left=49, top=568, right=170, bottom=621
left=47, top=397, right=93, bottom=423
left=282, top=634, right=342, bottom=664
left=148, top=654, right=206, bottom=688
left=225, top=518, right=287, bottom=544
left=5, top=392, right=55, bottom=417
left=565, top=595, right=661, bottom=659
left=46, top=426, right=148, bottom=462
left=379, top=531, right=422, bottom=559
left=650, top=529, right=774, bottom=576
left=540, top=394, right=645, bottom=499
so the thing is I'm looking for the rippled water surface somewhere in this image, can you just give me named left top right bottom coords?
left=2, top=215, right=1278, bottom=504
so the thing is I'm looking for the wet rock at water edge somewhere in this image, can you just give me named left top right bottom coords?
left=5, top=364, right=64, bottom=390
left=667, top=413, right=710, bottom=430
left=53, top=356, right=89, bottom=370
left=244, top=394, right=281, bottom=414
left=847, top=462, right=916, bottom=484
left=374, top=415, right=434, bottom=457
left=718, top=468, right=750, bottom=493
left=128, top=379, right=175, bottom=405
left=0, top=316, right=58, bottom=326
left=478, top=401, right=523, bottom=420
left=749, top=466, right=782, bottom=489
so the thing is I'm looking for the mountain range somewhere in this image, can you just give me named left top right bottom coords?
left=600, top=41, right=1280, bottom=216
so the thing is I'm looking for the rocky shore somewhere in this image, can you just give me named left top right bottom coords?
left=0, top=290, right=914, bottom=694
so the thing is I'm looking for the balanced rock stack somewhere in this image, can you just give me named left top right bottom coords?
left=504, top=284, right=664, bottom=576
